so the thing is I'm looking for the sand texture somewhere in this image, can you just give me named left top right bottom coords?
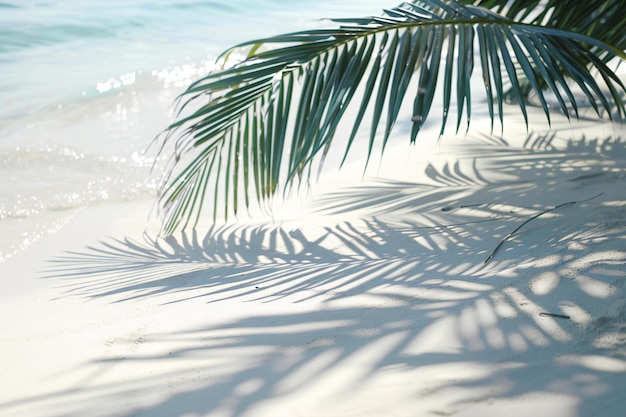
left=1, top=109, right=625, bottom=417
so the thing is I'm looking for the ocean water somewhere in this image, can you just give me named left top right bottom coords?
left=0, top=0, right=392, bottom=260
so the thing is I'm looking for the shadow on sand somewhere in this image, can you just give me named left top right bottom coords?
left=30, top=131, right=626, bottom=416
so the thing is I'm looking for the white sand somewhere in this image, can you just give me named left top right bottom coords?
left=1, top=108, right=625, bottom=417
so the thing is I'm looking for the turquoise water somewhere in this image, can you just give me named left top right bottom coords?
left=0, top=0, right=391, bottom=119
left=0, top=0, right=392, bottom=259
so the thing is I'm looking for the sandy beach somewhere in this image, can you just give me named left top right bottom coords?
left=1, top=105, right=625, bottom=416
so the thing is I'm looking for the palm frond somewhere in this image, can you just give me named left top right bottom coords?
left=462, top=0, right=626, bottom=101
left=466, top=0, right=626, bottom=51
left=155, top=0, right=626, bottom=234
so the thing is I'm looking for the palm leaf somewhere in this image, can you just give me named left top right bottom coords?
left=155, top=0, right=626, bottom=233
left=461, top=0, right=626, bottom=102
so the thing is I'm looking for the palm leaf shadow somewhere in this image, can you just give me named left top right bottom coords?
left=34, top=132, right=626, bottom=417
left=37, top=212, right=626, bottom=417
left=44, top=132, right=626, bottom=302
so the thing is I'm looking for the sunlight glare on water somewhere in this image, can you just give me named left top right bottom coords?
left=0, top=0, right=392, bottom=261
